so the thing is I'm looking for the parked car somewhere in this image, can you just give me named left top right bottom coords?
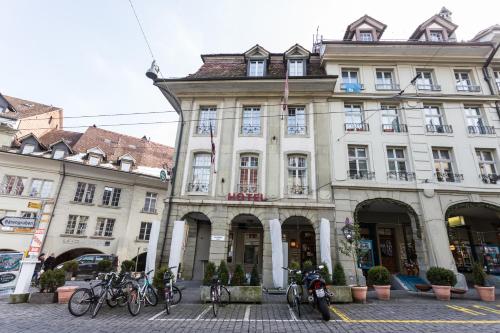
left=55, top=254, right=115, bottom=275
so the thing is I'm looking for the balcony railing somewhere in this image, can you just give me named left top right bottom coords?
left=287, top=126, right=307, bottom=135
left=435, top=172, right=463, bottom=183
left=238, top=183, right=258, bottom=193
left=348, top=170, right=376, bottom=180
left=467, top=126, right=496, bottom=135
left=387, top=171, right=415, bottom=181
left=416, top=84, right=442, bottom=91
left=0, top=185, right=23, bottom=196
left=344, top=123, right=369, bottom=131
left=288, top=185, right=308, bottom=195
left=340, top=83, right=365, bottom=91
left=382, top=124, right=408, bottom=133
left=241, top=125, right=261, bottom=135
left=375, top=83, right=400, bottom=91
left=480, top=174, right=498, bottom=184
left=426, top=124, right=453, bottom=134
left=187, top=182, right=209, bottom=193
left=456, top=85, right=481, bottom=92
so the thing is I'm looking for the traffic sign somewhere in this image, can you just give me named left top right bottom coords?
left=160, top=169, right=168, bottom=182
left=28, top=201, right=42, bottom=209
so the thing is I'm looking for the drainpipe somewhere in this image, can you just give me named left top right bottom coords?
left=153, top=83, right=184, bottom=265
left=482, top=42, right=500, bottom=119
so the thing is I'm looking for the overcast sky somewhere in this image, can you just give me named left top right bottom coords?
left=1, top=0, right=499, bottom=147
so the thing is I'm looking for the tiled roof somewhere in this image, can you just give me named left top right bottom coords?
left=39, top=130, right=83, bottom=147
left=2, top=95, right=62, bottom=119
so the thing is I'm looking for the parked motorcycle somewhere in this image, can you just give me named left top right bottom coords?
left=302, top=265, right=331, bottom=321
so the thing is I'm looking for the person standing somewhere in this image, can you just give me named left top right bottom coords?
left=44, top=253, right=56, bottom=271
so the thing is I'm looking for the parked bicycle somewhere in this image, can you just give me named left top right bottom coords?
left=282, top=267, right=302, bottom=317
left=209, top=274, right=230, bottom=317
left=163, top=266, right=182, bottom=314
left=127, top=270, right=160, bottom=316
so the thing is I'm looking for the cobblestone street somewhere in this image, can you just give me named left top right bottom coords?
left=1, top=296, right=499, bottom=333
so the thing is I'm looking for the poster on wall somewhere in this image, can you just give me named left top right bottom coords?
left=358, top=240, right=375, bottom=270
left=0, top=252, right=23, bottom=296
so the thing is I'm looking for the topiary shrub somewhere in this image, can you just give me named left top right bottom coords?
left=319, top=262, right=332, bottom=285
left=218, top=261, right=229, bottom=285
left=289, top=261, right=302, bottom=283
left=332, top=262, right=347, bottom=286
left=426, top=267, right=457, bottom=286
left=203, top=262, right=216, bottom=286
left=367, top=266, right=391, bottom=286
left=231, top=264, right=246, bottom=286
left=120, top=260, right=136, bottom=273
left=472, top=262, right=487, bottom=287
left=40, top=269, right=65, bottom=293
left=62, top=260, right=78, bottom=274
left=97, top=259, right=112, bottom=273
left=153, top=266, right=170, bottom=295
left=250, top=264, right=260, bottom=286
left=302, top=260, right=314, bottom=273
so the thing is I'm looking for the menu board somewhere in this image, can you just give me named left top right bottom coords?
left=0, top=252, right=23, bottom=295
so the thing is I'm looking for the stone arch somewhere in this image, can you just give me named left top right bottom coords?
left=282, top=214, right=318, bottom=268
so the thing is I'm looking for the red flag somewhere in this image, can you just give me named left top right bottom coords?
left=281, top=70, right=289, bottom=120
left=209, top=122, right=216, bottom=174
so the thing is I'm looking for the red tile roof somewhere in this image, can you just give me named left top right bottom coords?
left=39, top=130, right=83, bottom=147
left=2, top=95, right=62, bottom=119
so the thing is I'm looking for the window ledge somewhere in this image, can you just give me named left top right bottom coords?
left=60, top=234, right=87, bottom=238
left=186, top=191, right=210, bottom=196
left=140, top=209, right=158, bottom=215
left=135, top=237, right=149, bottom=243
left=89, top=236, right=115, bottom=240
left=97, top=204, right=121, bottom=209
left=70, top=201, right=95, bottom=206
left=425, top=132, right=454, bottom=137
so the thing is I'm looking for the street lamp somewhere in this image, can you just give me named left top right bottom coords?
left=342, top=217, right=354, bottom=243
left=146, top=60, right=160, bottom=80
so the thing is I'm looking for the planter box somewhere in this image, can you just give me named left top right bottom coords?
left=327, top=286, right=352, bottom=303
left=29, top=292, right=58, bottom=304
left=8, top=293, right=29, bottom=304
left=57, top=286, right=79, bottom=304
left=200, top=285, right=262, bottom=303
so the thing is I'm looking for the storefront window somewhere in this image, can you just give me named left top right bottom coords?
left=243, top=233, right=259, bottom=265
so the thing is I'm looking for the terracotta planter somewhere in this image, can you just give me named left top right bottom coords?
left=431, top=285, right=451, bottom=301
left=475, top=285, right=495, bottom=302
left=373, top=285, right=391, bottom=300
left=351, top=286, right=368, bottom=303
left=57, top=286, right=79, bottom=304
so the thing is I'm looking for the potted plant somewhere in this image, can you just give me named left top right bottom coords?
left=30, top=269, right=65, bottom=304
left=153, top=266, right=170, bottom=300
left=426, top=267, right=457, bottom=301
left=218, top=260, right=230, bottom=285
left=250, top=264, right=260, bottom=286
left=319, top=262, right=332, bottom=285
left=330, top=262, right=352, bottom=303
left=231, top=264, right=245, bottom=286
left=120, top=259, right=136, bottom=273
left=472, top=262, right=495, bottom=302
left=203, top=262, right=216, bottom=286
left=339, top=220, right=367, bottom=303
left=62, top=260, right=78, bottom=280
left=367, top=266, right=391, bottom=300
left=96, top=259, right=112, bottom=273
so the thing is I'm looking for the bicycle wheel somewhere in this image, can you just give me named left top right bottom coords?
left=210, top=287, right=218, bottom=317
left=91, top=290, right=107, bottom=318
left=295, top=296, right=301, bottom=317
left=286, top=285, right=303, bottom=306
left=68, top=288, right=93, bottom=317
left=106, top=289, right=118, bottom=308
left=127, top=287, right=141, bottom=316
left=171, top=285, right=182, bottom=305
left=145, top=285, right=158, bottom=306
left=220, top=286, right=230, bottom=306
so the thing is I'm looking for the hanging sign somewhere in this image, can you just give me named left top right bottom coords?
left=28, top=201, right=42, bottom=209
left=448, top=216, right=465, bottom=227
left=0, top=216, right=36, bottom=228
left=211, top=235, right=225, bottom=241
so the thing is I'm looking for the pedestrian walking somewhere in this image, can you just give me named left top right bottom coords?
left=44, top=253, right=56, bottom=271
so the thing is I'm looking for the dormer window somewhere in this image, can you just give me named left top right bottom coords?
left=53, top=149, right=65, bottom=160
left=22, top=144, right=35, bottom=154
left=88, top=155, right=101, bottom=166
left=288, top=59, right=304, bottom=76
left=249, top=60, right=265, bottom=77
left=121, top=161, right=131, bottom=172
left=429, top=30, right=444, bottom=41
left=118, top=153, right=135, bottom=172
left=359, top=31, right=374, bottom=41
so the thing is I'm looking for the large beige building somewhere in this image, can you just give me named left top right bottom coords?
left=154, top=8, right=500, bottom=287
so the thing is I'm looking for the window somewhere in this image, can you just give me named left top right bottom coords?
left=494, top=71, right=500, bottom=91
left=22, top=144, right=35, bottom=154
left=0, top=175, right=27, bottom=196
left=287, top=106, right=306, bottom=135
left=53, top=149, right=65, bottom=159
left=455, top=71, right=479, bottom=92
left=387, top=147, right=411, bottom=180
left=249, top=60, right=265, bottom=77
left=288, top=59, right=304, bottom=76
left=143, top=192, right=158, bottom=213
left=94, top=218, right=115, bottom=237
left=381, top=105, right=404, bottom=132
left=73, top=182, right=96, bottom=204
left=416, top=70, right=439, bottom=90
left=29, top=179, right=53, bottom=198
left=376, top=70, right=398, bottom=90
left=197, top=106, right=217, bottom=135
left=102, top=186, right=121, bottom=207
left=433, top=148, right=460, bottom=182
left=241, top=106, right=261, bottom=135
left=424, top=105, right=451, bottom=133
left=239, top=155, right=258, bottom=193
left=342, top=69, right=359, bottom=84
left=121, top=161, right=131, bottom=172
left=359, top=31, right=374, bottom=41
left=429, top=30, right=444, bottom=42
left=243, top=233, right=260, bottom=265
left=65, top=215, right=89, bottom=235
left=88, top=155, right=100, bottom=166
left=464, top=106, right=492, bottom=134
left=189, top=153, right=211, bottom=192
left=348, top=145, right=372, bottom=179
left=287, top=155, right=307, bottom=195
left=344, top=104, right=367, bottom=131
left=138, top=222, right=152, bottom=241
left=477, top=150, right=498, bottom=183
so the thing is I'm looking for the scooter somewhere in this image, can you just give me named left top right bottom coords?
left=302, top=265, right=331, bottom=321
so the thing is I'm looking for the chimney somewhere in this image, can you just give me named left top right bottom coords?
left=438, top=7, right=452, bottom=22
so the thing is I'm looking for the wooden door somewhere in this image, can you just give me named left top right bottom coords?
left=378, top=228, right=397, bottom=273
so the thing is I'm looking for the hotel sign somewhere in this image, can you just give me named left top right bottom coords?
left=227, top=193, right=265, bottom=202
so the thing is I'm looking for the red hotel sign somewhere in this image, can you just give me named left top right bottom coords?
left=227, top=193, right=265, bottom=201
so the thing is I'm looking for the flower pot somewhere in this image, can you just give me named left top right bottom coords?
left=57, top=286, right=79, bottom=304
left=373, top=285, right=391, bottom=300
left=29, top=292, right=58, bottom=304
left=475, top=285, right=495, bottom=302
left=351, top=286, right=368, bottom=303
left=431, top=285, right=451, bottom=301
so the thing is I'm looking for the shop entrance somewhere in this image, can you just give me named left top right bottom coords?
left=446, top=202, right=500, bottom=276
left=227, top=214, right=263, bottom=278
left=355, top=199, right=420, bottom=275
left=282, top=216, right=317, bottom=268
left=180, top=212, right=211, bottom=281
